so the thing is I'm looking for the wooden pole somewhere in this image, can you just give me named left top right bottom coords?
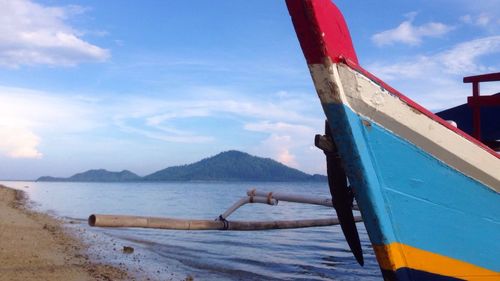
left=218, top=196, right=277, bottom=220
left=472, top=81, right=481, bottom=140
left=247, top=189, right=359, bottom=210
left=89, top=214, right=363, bottom=231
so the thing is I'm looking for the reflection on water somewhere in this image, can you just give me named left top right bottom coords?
left=3, top=181, right=382, bottom=280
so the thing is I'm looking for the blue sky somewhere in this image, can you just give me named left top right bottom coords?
left=0, top=0, right=498, bottom=179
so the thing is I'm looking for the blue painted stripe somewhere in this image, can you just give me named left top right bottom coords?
left=323, top=103, right=398, bottom=244
left=381, top=268, right=464, bottom=281
left=323, top=103, right=500, bottom=272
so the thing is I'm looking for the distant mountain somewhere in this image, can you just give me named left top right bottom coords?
left=143, top=150, right=326, bottom=182
left=37, top=151, right=327, bottom=182
left=37, top=169, right=141, bottom=182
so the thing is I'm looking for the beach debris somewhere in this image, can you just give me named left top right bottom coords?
left=42, top=223, right=57, bottom=233
left=122, top=246, right=134, bottom=254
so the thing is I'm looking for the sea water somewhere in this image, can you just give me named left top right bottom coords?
left=2, top=181, right=382, bottom=280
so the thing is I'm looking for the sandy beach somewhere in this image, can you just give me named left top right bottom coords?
left=0, top=184, right=129, bottom=281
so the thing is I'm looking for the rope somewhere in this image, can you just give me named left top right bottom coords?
left=267, top=192, right=274, bottom=205
left=217, top=215, right=229, bottom=230
left=249, top=188, right=256, bottom=203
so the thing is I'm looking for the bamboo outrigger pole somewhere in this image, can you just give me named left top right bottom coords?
left=89, top=214, right=362, bottom=231
left=246, top=189, right=359, bottom=210
left=89, top=189, right=362, bottom=231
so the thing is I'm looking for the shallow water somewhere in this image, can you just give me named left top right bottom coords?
left=2, top=181, right=382, bottom=280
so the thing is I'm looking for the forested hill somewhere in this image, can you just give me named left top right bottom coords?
left=144, top=150, right=326, bottom=182
left=37, top=169, right=141, bottom=182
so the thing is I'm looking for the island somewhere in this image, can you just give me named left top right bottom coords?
left=37, top=150, right=326, bottom=182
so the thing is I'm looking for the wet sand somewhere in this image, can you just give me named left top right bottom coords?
left=0, top=184, right=129, bottom=281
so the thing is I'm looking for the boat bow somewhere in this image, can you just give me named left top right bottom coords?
left=286, top=0, right=500, bottom=280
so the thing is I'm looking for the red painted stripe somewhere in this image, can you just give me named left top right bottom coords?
left=286, top=0, right=499, bottom=158
left=285, top=0, right=358, bottom=65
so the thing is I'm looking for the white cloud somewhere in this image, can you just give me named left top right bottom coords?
left=366, top=36, right=500, bottom=110
left=0, top=86, right=98, bottom=131
left=460, top=13, right=497, bottom=28
left=244, top=121, right=317, bottom=168
left=263, top=135, right=297, bottom=167
left=107, top=89, right=326, bottom=171
left=0, top=84, right=326, bottom=172
left=371, top=36, right=500, bottom=79
left=476, top=14, right=491, bottom=26
left=0, top=0, right=109, bottom=67
left=0, top=86, right=99, bottom=158
left=440, top=36, right=500, bottom=74
left=372, top=13, right=453, bottom=46
left=112, top=90, right=321, bottom=145
left=0, top=126, right=42, bottom=158
left=102, top=87, right=326, bottom=172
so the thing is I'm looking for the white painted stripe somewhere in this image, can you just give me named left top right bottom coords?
left=308, top=61, right=500, bottom=191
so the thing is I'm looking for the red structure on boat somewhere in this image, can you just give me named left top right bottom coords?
left=464, top=73, right=500, bottom=141
left=437, top=72, right=500, bottom=151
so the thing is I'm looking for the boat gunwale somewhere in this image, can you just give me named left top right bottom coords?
left=316, top=61, right=500, bottom=191
left=339, top=57, right=500, bottom=160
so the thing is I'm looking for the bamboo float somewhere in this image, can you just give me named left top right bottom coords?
left=246, top=189, right=359, bottom=211
left=89, top=214, right=363, bottom=231
left=88, top=189, right=363, bottom=231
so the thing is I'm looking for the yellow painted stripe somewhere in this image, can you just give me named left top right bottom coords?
left=373, top=243, right=500, bottom=280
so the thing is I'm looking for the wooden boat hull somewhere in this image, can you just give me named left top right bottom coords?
left=323, top=95, right=499, bottom=280
left=286, top=0, right=500, bottom=280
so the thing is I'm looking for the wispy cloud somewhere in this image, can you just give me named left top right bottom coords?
left=440, top=36, right=500, bottom=74
left=372, top=12, right=453, bottom=46
left=0, top=85, right=325, bottom=172
left=114, top=118, right=215, bottom=144
left=112, top=88, right=322, bottom=145
left=0, top=0, right=109, bottom=67
left=370, top=36, right=500, bottom=79
left=244, top=121, right=317, bottom=168
left=460, top=12, right=500, bottom=32
left=367, top=36, right=500, bottom=110
left=0, top=86, right=99, bottom=158
left=0, top=126, right=42, bottom=159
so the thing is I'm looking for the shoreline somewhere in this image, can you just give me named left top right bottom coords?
left=0, top=184, right=129, bottom=281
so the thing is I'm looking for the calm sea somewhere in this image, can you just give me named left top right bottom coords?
left=2, top=181, right=382, bottom=280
